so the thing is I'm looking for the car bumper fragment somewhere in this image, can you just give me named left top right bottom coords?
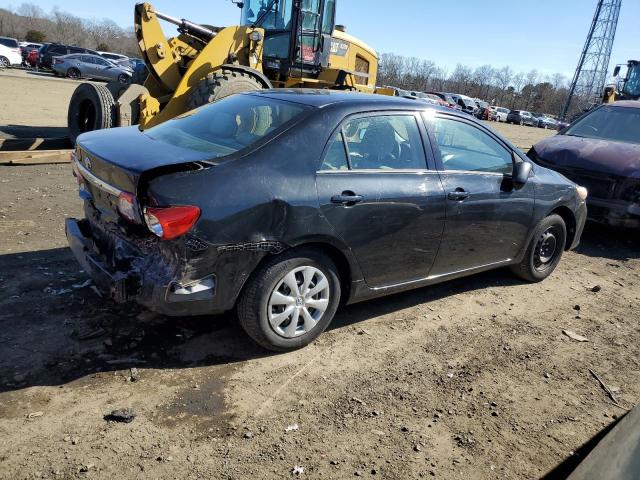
left=65, top=218, right=220, bottom=316
left=587, top=198, right=640, bottom=229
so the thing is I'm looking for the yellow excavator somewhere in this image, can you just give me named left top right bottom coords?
left=602, top=59, right=640, bottom=103
left=67, top=0, right=384, bottom=141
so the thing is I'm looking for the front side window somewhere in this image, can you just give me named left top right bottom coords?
left=146, top=94, right=308, bottom=156
left=341, top=115, right=426, bottom=170
left=241, top=0, right=293, bottom=30
left=622, top=65, right=640, bottom=97
left=321, top=0, right=335, bottom=34
left=565, top=106, right=640, bottom=145
left=429, top=117, right=513, bottom=174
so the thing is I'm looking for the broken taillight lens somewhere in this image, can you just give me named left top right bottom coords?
left=117, top=192, right=140, bottom=223
left=144, top=206, right=200, bottom=240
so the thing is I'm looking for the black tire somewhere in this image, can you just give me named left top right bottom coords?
left=511, top=214, right=567, bottom=282
left=188, top=69, right=263, bottom=110
left=0, top=56, right=8, bottom=68
left=67, top=67, right=81, bottom=79
left=67, top=83, right=116, bottom=143
left=237, top=249, right=341, bottom=352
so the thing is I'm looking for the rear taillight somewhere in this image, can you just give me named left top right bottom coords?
left=144, top=206, right=200, bottom=240
left=117, top=192, right=141, bottom=224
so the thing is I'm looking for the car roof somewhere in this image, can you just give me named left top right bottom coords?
left=249, top=89, right=430, bottom=109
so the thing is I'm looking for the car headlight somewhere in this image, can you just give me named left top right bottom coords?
left=576, top=186, right=588, bottom=201
left=249, top=30, right=263, bottom=42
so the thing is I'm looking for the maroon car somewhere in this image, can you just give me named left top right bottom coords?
left=529, top=101, right=640, bottom=228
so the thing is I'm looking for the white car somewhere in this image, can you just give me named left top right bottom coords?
left=98, top=51, right=129, bottom=62
left=0, top=43, right=22, bottom=68
left=493, top=106, right=510, bottom=122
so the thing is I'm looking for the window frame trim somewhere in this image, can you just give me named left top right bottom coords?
left=316, top=110, right=434, bottom=173
left=423, top=112, right=517, bottom=176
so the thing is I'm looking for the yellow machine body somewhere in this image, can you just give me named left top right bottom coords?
left=131, top=2, right=381, bottom=129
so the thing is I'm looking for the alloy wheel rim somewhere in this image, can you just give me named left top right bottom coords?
left=0, top=58, right=8, bottom=68
left=268, top=266, right=330, bottom=338
left=534, top=228, right=558, bottom=271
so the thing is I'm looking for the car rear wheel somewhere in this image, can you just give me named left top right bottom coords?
left=67, top=68, right=81, bottom=79
left=238, top=249, right=341, bottom=352
left=511, top=214, right=567, bottom=282
left=0, top=56, right=8, bottom=68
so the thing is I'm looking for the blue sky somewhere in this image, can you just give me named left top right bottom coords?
left=4, top=0, right=638, bottom=78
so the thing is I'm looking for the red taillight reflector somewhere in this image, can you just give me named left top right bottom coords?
left=117, top=192, right=140, bottom=224
left=144, top=206, right=200, bottom=240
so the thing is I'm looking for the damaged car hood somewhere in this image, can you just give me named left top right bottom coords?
left=534, top=134, right=640, bottom=178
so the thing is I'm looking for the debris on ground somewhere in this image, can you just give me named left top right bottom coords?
left=563, top=330, right=589, bottom=342
left=590, top=285, right=602, bottom=293
left=72, top=279, right=92, bottom=289
left=104, top=408, right=136, bottom=423
left=292, top=465, right=304, bottom=475
left=588, top=369, right=626, bottom=409
left=26, top=411, right=44, bottom=419
left=285, top=424, right=299, bottom=432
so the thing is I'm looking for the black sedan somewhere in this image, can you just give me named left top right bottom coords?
left=507, top=110, right=537, bottom=126
left=66, top=91, right=587, bottom=351
left=530, top=101, right=640, bottom=228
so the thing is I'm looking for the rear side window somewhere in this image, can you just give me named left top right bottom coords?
left=0, top=38, right=18, bottom=48
left=68, top=47, right=84, bottom=54
left=48, top=45, right=66, bottom=55
left=146, top=94, right=308, bottom=156
left=428, top=117, right=513, bottom=174
left=320, top=131, right=349, bottom=170
left=340, top=115, right=426, bottom=170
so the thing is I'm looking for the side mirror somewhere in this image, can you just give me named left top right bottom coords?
left=513, top=159, right=532, bottom=186
left=613, top=65, right=621, bottom=77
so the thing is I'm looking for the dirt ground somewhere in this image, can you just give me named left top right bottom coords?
left=0, top=70, right=639, bottom=480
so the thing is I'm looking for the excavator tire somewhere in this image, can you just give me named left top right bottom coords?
left=67, top=83, right=116, bottom=143
left=188, top=69, right=263, bottom=110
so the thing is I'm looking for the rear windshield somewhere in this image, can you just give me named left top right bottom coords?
left=0, top=37, right=18, bottom=48
left=564, top=106, right=640, bottom=145
left=145, top=94, right=309, bottom=156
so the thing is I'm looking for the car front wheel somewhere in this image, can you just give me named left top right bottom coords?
left=511, top=214, right=567, bottom=282
left=238, top=249, right=341, bottom=351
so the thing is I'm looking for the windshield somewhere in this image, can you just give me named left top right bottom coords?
left=145, top=94, right=309, bottom=155
left=241, top=0, right=294, bottom=30
left=622, top=64, right=640, bottom=97
left=564, top=106, right=640, bottom=145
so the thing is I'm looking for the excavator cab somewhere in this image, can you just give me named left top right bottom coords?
left=620, top=60, right=640, bottom=100
left=239, top=0, right=336, bottom=79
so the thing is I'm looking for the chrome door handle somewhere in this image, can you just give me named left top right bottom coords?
left=331, top=193, right=363, bottom=205
left=447, top=190, right=470, bottom=201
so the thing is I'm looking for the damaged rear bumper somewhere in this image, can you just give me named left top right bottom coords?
left=65, top=218, right=223, bottom=316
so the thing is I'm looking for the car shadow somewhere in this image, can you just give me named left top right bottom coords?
left=0, top=124, right=68, bottom=139
left=574, top=222, right=638, bottom=261
left=0, top=223, right=635, bottom=394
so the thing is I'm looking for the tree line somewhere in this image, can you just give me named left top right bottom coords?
left=0, top=3, right=138, bottom=56
left=2, top=4, right=572, bottom=116
left=378, top=53, right=571, bottom=117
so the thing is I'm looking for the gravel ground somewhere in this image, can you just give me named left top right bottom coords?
left=0, top=71, right=638, bottom=480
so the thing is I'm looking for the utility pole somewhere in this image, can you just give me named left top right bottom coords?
left=561, top=0, right=622, bottom=120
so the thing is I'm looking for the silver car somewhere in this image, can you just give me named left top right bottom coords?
left=52, top=54, right=132, bottom=83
